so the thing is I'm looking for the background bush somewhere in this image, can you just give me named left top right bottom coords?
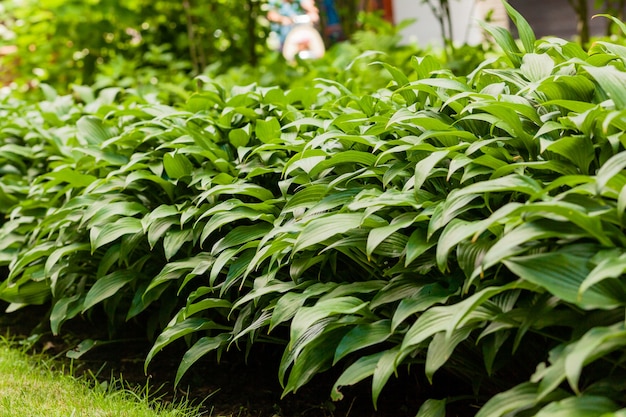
left=1, top=3, right=626, bottom=416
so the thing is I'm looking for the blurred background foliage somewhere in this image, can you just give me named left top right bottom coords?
left=0, top=0, right=411, bottom=92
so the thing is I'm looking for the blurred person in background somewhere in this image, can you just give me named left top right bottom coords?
left=267, top=0, right=320, bottom=49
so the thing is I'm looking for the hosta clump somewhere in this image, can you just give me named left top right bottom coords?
left=2, top=5, right=626, bottom=416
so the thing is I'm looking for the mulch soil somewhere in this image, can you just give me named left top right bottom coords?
left=0, top=306, right=478, bottom=417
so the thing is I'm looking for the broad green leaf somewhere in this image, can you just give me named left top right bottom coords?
left=0, top=280, right=50, bottom=305
left=436, top=219, right=484, bottom=272
left=585, top=65, right=626, bottom=109
left=504, top=251, right=625, bottom=309
left=309, top=150, right=377, bottom=178
left=163, top=152, right=194, bottom=179
left=292, top=213, right=364, bottom=254
left=200, top=207, right=274, bottom=246
left=405, top=228, right=436, bottom=267
left=479, top=21, right=522, bottom=67
left=41, top=168, right=97, bottom=189
left=475, top=382, right=540, bottom=417
left=401, top=306, right=454, bottom=350
left=372, top=346, right=407, bottom=407
left=84, top=200, right=147, bottom=228
left=197, top=182, right=275, bottom=202
left=580, top=254, right=626, bottom=298
left=366, top=213, right=415, bottom=259
left=331, top=352, right=382, bottom=401
left=546, top=135, right=595, bottom=174
left=564, top=324, right=626, bottom=394
left=163, top=229, right=194, bottom=261
left=596, top=152, right=626, bottom=192
left=413, top=150, right=449, bottom=191
left=479, top=220, right=587, bottom=273
left=392, top=284, right=455, bottom=331
left=90, top=217, right=143, bottom=253
left=270, top=287, right=323, bottom=332
left=521, top=53, right=554, bottom=82
left=425, top=327, right=473, bottom=382
left=77, top=116, right=116, bottom=145
left=50, top=294, right=82, bottom=335
left=228, top=125, right=250, bottom=147
left=45, top=243, right=91, bottom=286
left=82, top=270, right=136, bottom=312
left=535, top=396, right=618, bottom=417
left=8, top=242, right=56, bottom=281
left=255, top=118, right=281, bottom=143
left=333, top=320, right=392, bottom=364
left=175, top=334, right=230, bottom=387
left=290, top=297, right=367, bottom=348
left=145, top=318, right=222, bottom=370
left=415, top=399, right=446, bottom=417
left=503, top=0, right=536, bottom=53
left=282, top=328, right=347, bottom=396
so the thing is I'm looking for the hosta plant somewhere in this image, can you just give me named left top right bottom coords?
left=1, top=3, right=626, bottom=416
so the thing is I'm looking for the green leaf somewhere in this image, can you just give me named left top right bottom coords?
left=163, top=229, right=194, bottom=261
left=503, top=0, right=536, bottom=53
left=413, top=150, right=449, bottom=191
left=175, top=334, right=230, bottom=387
left=282, top=328, right=347, bottom=396
left=290, top=297, right=368, bottom=348
left=331, top=352, right=382, bottom=401
left=585, top=65, right=626, bottom=110
left=42, top=168, right=97, bottom=189
left=0, top=280, right=50, bottom=305
left=163, top=152, right=194, bottom=179
left=91, top=217, right=144, bottom=253
left=372, top=346, right=406, bottom=407
left=475, top=382, right=540, bottom=417
left=292, top=213, right=364, bottom=254
left=76, top=116, right=116, bottom=145
left=145, top=318, right=222, bottom=370
left=333, top=320, right=392, bottom=364
left=255, top=118, right=281, bottom=143
left=425, top=327, right=473, bottom=383
left=535, top=396, right=618, bottom=417
left=546, top=135, right=595, bottom=174
left=596, top=152, right=626, bottom=193
left=479, top=20, right=522, bottom=67
left=50, top=295, right=82, bottom=335
left=82, top=270, right=136, bottom=312
left=366, top=213, right=415, bottom=259
left=406, top=228, right=435, bottom=266
left=436, top=219, right=484, bottom=272
left=503, top=251, right=625, bottom=309
left=229, top=125, right=251, bottom=147
left=580, top=254, right=626, bottom=298
left=415, top=399, right=446, bottom=417
left=521, top=53, right=554, bottom=82
left=564, top=324, right=626, bottom=394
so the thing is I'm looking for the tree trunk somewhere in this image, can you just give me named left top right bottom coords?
left=246, top=0, right=258, bottom=66
left=182, top=0, right=200, bottom=74
left=567, top=0, right=589, bottom=47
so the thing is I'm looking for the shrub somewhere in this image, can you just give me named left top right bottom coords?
left=2, top=4, right=626, bottom=416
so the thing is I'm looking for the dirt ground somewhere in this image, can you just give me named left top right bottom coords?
left=0, top=306, right=477, bottom=417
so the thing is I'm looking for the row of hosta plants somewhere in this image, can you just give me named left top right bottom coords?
left=2, top=4, right=626, bottom=416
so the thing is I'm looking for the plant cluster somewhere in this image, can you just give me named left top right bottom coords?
left=1, top=4, right=626, bottom=416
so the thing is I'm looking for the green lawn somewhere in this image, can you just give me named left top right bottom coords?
left=0, top=340, right=199, bottom=417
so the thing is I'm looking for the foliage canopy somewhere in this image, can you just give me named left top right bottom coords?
left=1, top=3, right=626, bottom=416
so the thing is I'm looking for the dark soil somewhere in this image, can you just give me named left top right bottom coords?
left=0, top=306, right=479, bottom=417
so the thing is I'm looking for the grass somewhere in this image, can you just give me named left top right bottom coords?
left=0, top=337, right=202, bottom=417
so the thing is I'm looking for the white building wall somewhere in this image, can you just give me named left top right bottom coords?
left=392, top=0, right=507, bottom=47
